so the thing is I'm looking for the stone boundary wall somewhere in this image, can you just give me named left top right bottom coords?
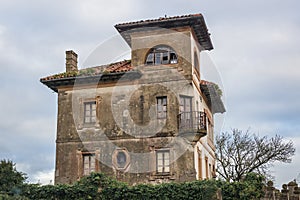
left=262, top=180, right=300, bottom=200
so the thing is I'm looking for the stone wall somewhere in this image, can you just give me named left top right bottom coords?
left=262, top=180, right=300, bottom=200
left=54, top=65, right=202, bottom=184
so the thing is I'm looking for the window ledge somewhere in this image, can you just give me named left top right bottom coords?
left=149, top=173, right=175, bottom=181
left=81, top=123, right=98, bottom=128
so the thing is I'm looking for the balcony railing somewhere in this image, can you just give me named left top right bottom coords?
left=177, top=111, right=207, bottom=142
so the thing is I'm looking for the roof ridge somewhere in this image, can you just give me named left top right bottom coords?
left=115, top=13, right=202, bottom=27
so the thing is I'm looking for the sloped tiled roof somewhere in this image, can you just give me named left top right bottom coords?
left=105, top=60, right=133, bottom=73
left=40, top=60, right=132, bottom=81
left=40, top=60, right=141, bottom=92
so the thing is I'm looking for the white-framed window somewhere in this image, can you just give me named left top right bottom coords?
left=84, top=101, right=96, bottom=124
left=83, top=153, right=96, bottom=176
left=156, top=150, right=170, bottom=174
left=146, top=45, right=178, bottom=65
left=157, top=96, right=167, bottom=119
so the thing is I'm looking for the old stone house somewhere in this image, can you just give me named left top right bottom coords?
left=41, top=14, right=225, bottom=185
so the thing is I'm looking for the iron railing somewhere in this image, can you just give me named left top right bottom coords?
left=177, top=111, right=207, bottom=132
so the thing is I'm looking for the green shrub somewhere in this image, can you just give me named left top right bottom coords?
left=16, top=172, right=265, bottom=200
left=19, top=173, right=219, bottom=200
left=217, top=173, right=265, bottom=200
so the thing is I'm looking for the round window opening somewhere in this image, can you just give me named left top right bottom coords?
left=117, top=151, right=127, bottom=168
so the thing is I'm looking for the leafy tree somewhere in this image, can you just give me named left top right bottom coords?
left=218, top=173, right=265, bottom=200
left=0, top=160, right=27, bottom=194
left=215, top=129, right=295, bottom=182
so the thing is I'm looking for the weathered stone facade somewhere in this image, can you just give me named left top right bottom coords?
left=41, top=14, right=225, bottom=185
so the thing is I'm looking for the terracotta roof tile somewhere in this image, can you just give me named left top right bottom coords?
left=200, top=80, right=211, bottom=86
left=115, top=14, right=202, bottom=26
left=40, top=60, right=133, bottom=81
left=106, top=60, right=133, bottom=73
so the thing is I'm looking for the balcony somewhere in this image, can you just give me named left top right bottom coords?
left=177, top=111, right=207, bottom=142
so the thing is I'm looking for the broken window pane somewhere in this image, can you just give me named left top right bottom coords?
left=145, top=46, right=177, bottom=65
left=157, top=96, right=167, bottom=119
left=146, top=53, right=154, bottom=65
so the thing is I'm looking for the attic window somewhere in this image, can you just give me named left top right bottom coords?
left=145, top=46, right=178, bottom=65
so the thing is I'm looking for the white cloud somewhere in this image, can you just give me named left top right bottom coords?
left=76, top=0, right=139, bottom=23
left=31, top=170, right=54, bottom=185
left=16, top=162, right=54, bottom=185
left=272, top=136, right=300, bottom=187
left=0, top=24, right=6, bottom=47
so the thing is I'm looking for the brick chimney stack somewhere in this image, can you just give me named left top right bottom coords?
left=66, top=50, right=78, bottom=72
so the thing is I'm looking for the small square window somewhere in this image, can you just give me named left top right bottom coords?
left=84, top=101, right=96, bottom=124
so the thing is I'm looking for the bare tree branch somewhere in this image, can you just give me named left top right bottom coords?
left=215, top=129, right=295, bottom=182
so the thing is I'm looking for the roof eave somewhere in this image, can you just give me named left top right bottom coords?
left=40, top=71, right=142, bottom=93
left=115, top=14, right=213, bottom=51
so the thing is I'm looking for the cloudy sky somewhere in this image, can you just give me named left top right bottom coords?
left=0, top=0, right=299, bottom=186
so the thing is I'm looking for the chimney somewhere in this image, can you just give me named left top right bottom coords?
left=66, top=50, right=78, bottom=72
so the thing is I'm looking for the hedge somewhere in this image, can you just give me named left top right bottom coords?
left=17, top=173, right=217, bottom=200
left=4, top=172, right=264, bottom=200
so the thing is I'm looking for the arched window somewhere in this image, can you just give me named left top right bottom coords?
left=145, top=45, right=178, bottom=65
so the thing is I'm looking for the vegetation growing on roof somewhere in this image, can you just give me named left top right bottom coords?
left=49, top=70, right=78, bottom=80
left=78, top=68, right=97, bottom=76
left=102, top=70, right=109, bottom=75
left=211, top=82, right=223, bottom=97
left=41, top=60, right=133, bottom=81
